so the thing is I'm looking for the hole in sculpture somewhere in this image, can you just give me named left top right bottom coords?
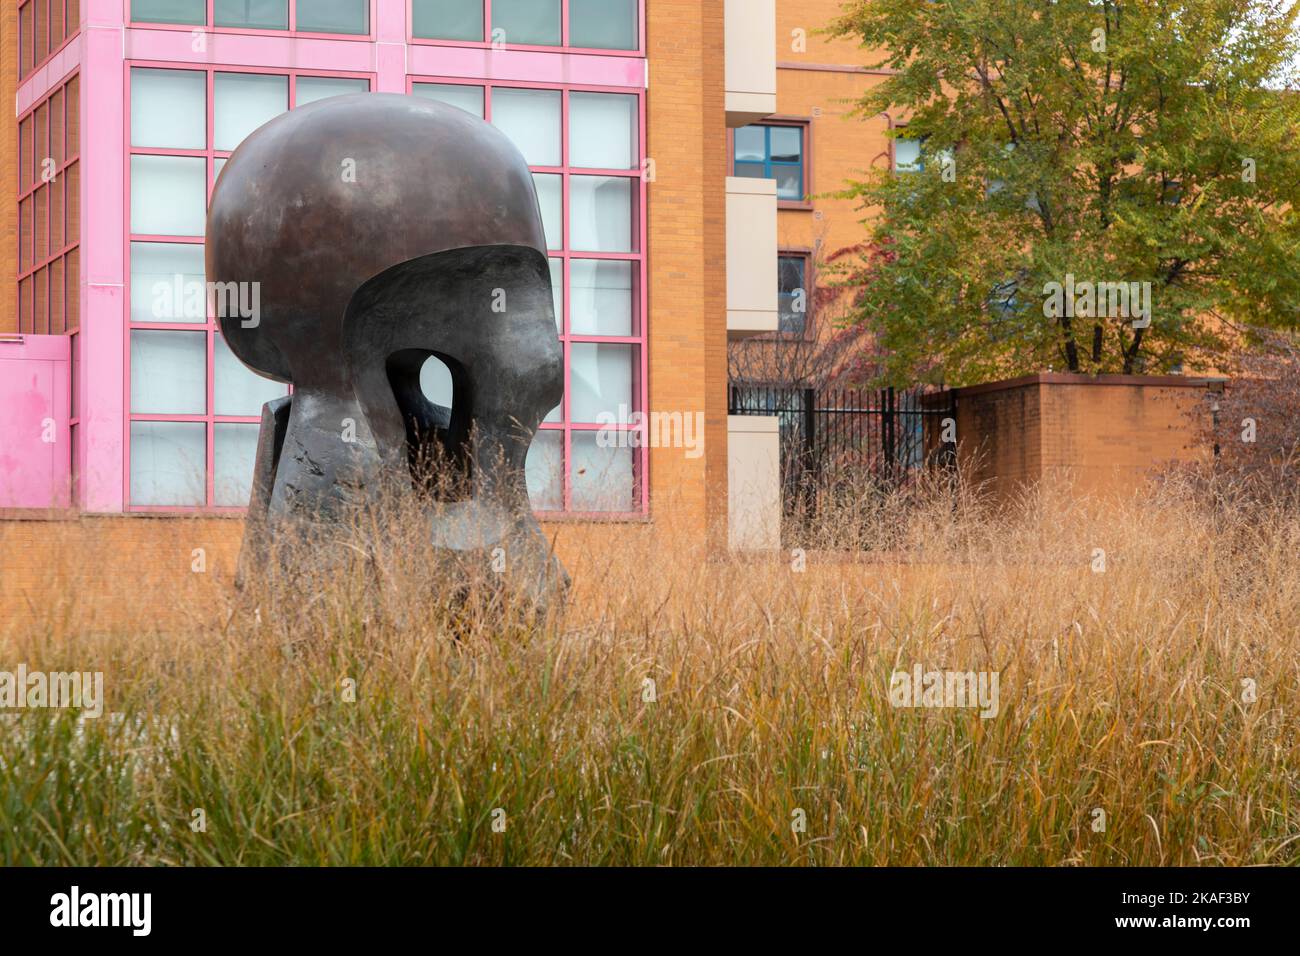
left=386, top=349, right=473, bottom=501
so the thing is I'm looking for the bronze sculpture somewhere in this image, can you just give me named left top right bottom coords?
left=207, top=93, right=567, bottom=607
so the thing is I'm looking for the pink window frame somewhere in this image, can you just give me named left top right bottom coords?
left=408, top=0, right=645, bottom=59
left=18, top=0, right=82, bottom=83
left=125, top=0, right=379, bottom=42
left=122, top=61, right=376, bottom=513
left=16, top=69, right=81, bottom=337
left=409, top=74, right=649, bottom=518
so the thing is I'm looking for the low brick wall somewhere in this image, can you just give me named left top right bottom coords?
left=953, top=373, right=1222, bottom=499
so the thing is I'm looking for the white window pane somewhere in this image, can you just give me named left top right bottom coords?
left=214, top=423, right=260, bottom=507
left=894, top=138, right=922, bottom=172
left=570, top=260, right=633, bottom=336
left=131, top=242, right=207, bottom=324
left=419, top=355, right=454, bottom=408
left=214, top=158, right=228, bottom=184
left=492, top=0, right=560, bottom=46
left=131, top=155, right=206, bottom=236
left=526, top=430, right=563, bottom=511
left=570, top=176, right=633, bottom=252
left=571, top=433, right=633, bottom=512
left=533, top=174, right=562, bottom=250
left=492, top=88, right=561, bottom=166
left=569, top=0, right=638, bottom=50
left=296, top=76, right=369, bottom=107
left=131, top=330, right=207, bottom=414
left=548, top=258, right=563, bottom=332
left=412, top=83, right=484, bottom=119
left=570, top=342, right=632, bottom=422
left=130, top=422, right=206, bottom=507
left=412, top=0, right=482, bottom=40
left=131, top=68, right=206, bottom=149
left=570, top=92, right=638, bottom=169
left=214, top=0, right=287, bottom=29
left=296, top=0, right=368, bottom=34
left=215, top=335, right=289, bottom=416
left=214, top=72, right=288, bottom=151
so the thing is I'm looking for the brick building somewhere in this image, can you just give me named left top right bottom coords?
left=0, top=1, right=786, bottom=557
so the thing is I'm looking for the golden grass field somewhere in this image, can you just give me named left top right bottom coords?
left=1, top=476, right=1297, bottom=865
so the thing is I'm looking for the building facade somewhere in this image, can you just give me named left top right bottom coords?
left=3, top=1, right=798, bottom=564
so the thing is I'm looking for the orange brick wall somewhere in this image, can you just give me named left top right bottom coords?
left=775, top=0, right=894, bottom=263
left=1, top=2, right=18, bottom=333
left=954, top=374, right=1219, bottom=499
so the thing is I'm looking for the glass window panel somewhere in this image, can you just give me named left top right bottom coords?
left=131, top=242, right=207, bottom=324
left=214, top=157, right=228, bottom=183
left=569, top=92, right=638, bottom=170
left=213, top=0, right=288, bottom=30
left=412, top=82, right=484, bottom=119
left=132, top=0, right=206, bottom=24
left=569, top=0, right=638, bottom=50
left=296, top=0, right=368, bottom=35
left=734, top=126, right=766, bottom=162
left=130, top=330, right=207, bottom=414
left=214, top=72, right=288, bottom=151
left=491, top=88, right=561, bottom=166
left=130, top=422, right=206, bottom=506
left=570, top=342, right=633, bottom=422
left=492, top=0, right=560, bottom=46
left=548, top=258, right=563, bottom=332
left=775, top=167, right=803, bottom=201
left=412, top=0, right=483, bottom=41
left=215, top=335, right=289, bottom=416
left=778, top=256, right=807, bottom=334
left=533, top=174, right=562, bottom=250
left=296, top=76, right=369, bottom=106
left=526, top=430, right=563, bottom=511
left=570, top=176, right=633, bottom=253
left=571, top=433, right=633, bottom=512
left=131, top=155, right=206, bottom=236
left=894, top=138, right=922, bottom=173
left=570, top=260, right=633, bottom=336
left=733, top=162, right=766, bottom=180
left=214, top=423, right=260, bottom=507
left=419, top=355, right=454, bottom=409
left=770, top=126, right=802, bottom=163
left=131, top=68, right=206, bottom=149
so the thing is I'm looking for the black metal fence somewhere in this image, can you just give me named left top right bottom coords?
left=728, top=384, right=956, bottom=525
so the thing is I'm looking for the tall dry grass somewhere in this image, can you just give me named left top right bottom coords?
left=1, top=473, right=1297, bottom=865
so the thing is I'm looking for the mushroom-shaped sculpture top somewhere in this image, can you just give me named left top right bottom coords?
left=206, top=92, right=549, bottom=387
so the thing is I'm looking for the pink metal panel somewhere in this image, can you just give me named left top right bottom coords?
left=0, top=335, right=72, bottom=510
left=80, top=12, right=126, bottom=512
left=407, top=45, right=646, bottom=89
left=124, top=28, right=378, bottom=71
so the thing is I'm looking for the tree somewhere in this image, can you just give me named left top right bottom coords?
left=829, top=0, right=1300, bottom=384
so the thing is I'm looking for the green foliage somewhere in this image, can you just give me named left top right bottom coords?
left=829, top=0, right=1300, bottom=383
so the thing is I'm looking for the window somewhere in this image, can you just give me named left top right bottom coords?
left=17, top=73, right=80, bottom=335
left=411, top=0, right=640, bottom=51
left=733, top=123, right=806, bottom=202
left=894, top=136, right=922, bottom=173
left=413, top=79, right=646, bottom=514
left=18, top=0, right=81, bottom=80
left=778, top=255, right=809, bottom=335
left=126, top=66, right=372, bottom=509
left=132, top=0, right=370, bottom=35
